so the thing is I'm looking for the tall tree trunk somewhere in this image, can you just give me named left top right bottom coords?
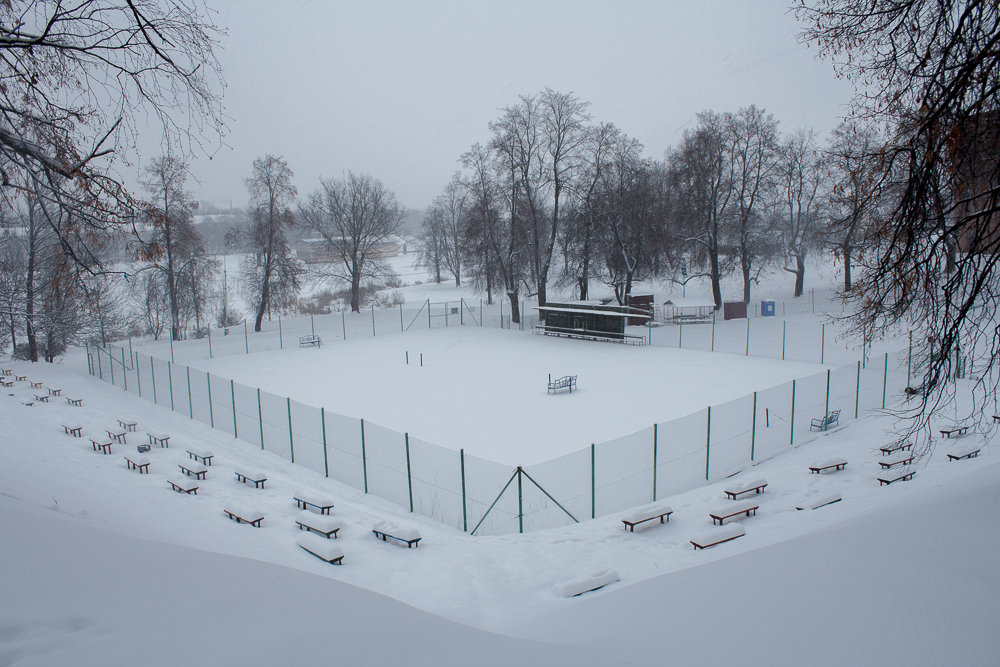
left=350, top=270, right=362, bottom=313
left=507, top=290, right=520, bottom=325
left=793, top=252, right=806, bottom=297
left=842, top=244, right=852, bottom=291
left=255, top=261, right=271, bottom=332
left=709, top=247, right=723, bottom=310
left=741, top=249, right=752, bottom=304
left=25, top=228, right=37, bottom=363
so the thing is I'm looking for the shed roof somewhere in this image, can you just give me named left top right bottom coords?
left=535, top=305, right=651, bottom=319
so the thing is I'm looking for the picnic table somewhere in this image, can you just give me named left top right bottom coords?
left=940, top=425, right=969, bottom=438
left=621, top=502, right=673, bottom=532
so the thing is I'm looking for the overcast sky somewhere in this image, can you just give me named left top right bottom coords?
left=140, top=0, right=856, bottom=212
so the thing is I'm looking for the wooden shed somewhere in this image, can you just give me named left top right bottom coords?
left=535, top=301, right=649, bottom=345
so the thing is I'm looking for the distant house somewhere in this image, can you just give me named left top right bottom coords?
left=535, top=301, right=650, bottom=344
left=294, top=237, right=400, bottom=264
left=660, top=298, right=715, bottom=323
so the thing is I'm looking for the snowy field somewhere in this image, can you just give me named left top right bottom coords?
left=2, top=356, right=999, bottom=665
left=190, top=326, right=824, bottom=465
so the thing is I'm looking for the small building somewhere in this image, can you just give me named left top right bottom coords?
left=535, top=301, right=650, bottom=345
left=660, top=298, right=715, bottom=324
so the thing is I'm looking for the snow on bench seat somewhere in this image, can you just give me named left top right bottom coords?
left=124, top=455, right=150, bottom=473
left=809, top=459, right=847, bottom=474
left=947, top=444, right=982, bottom=461
left=223, top=505, right=264, bottom=526
left=724, top=478, right=767, bottom=500
left=295, top=511, right=342, bottom=538
left=297, top=533, right=344, bottom=564
left=293, top=493, right=335, bottom=514
left=877, top=465, right=915, bottom=486
left=556, top=569, right=620, bottom=597
left=234, top=470, right=267, bottom=488
left=185, top=447, right=213, bottom=465
left=709, top=499, right=759, bottom=525
left=621, top=502, right=673, bottom=532
left=146, top=432, right=170, bottom=447
left=691, top=524, right=746, bottom=550
left=372, top=521, right=421, bottom=548
left=168, top=478, right=199, bottom=495
left=795, top=493, right=842, bottom=511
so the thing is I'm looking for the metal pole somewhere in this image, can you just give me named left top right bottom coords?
left=109, top=347, right=115, bottom=386
left=279, top=316, right=283, bottom=349
left=679, top=320, right=683, bottom=348
left=460, top=298, right=464, bottom=325
left=208, top=325, right=213, bottom=358
left=186, top=366, right=193, bottom=418
left=121, top=348, right=128, bottom=392
left=151, top=357, right=157, bottom=404
left=591, top=443, right=596, bottom=519
left=652, top=424, right=658, bottom=501
left=855, top=360, right=861, bottom=419
left=360, top=418, right=368, bottom=493
left=207, top=374, right=214, bottom=428
left=711, top=313, right=716, bottom=351
left=128, top=334, right=133, bottom=365
left=907, top=330, right=912, bottom=387
left=745, top=317, right=750, bottom=356
left=705, top=406, right=712, bottom=480
left=244, top=320, right=248, bottom=354
left=405, top=433, right=413, bottom=512
left=480, top=299, right=483, bottom=327
left=287, top=396, right=295, bottom=463
left=782, top=320, right=786, bottom=361
left=427, top=298, right=431, bottom=328
left=321, top=407, right=329, bottom=477
left=882, top=352, right=888, bottom=409
left=257, top=388, right=264, bottom=450
left=824, top=369, right=831, bottom=422
left=167, top=361, right=174, bottom=411
left=750, top=392, right=758, bottom=461
left=821, top=323, right=826, bottom=364
left=517, top=467, right=524, bottom=534
left=371, top=305, right=376, bottom=336
left=231, top=379, right=237, bottom=438
left=789, top=380, right=796, bottom=445
left=311, top=313, right=315, bottom=338
left=460, top=448, right=468, bottom=532
left=135, top=352, right=142, bottom=398
left=342, top=310, right=346, bottom=339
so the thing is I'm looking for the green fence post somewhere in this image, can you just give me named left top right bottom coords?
left=279, top=316, right=283, bottom=349
left=150, top=357, right=157, bottom=404
left=711, top=313, right=716, bottom=351
left=371, top=305, right=376, bottom=336
left=128, top=335, right=133, bottom=365
left=821, top=323, right=826, bottom=364
left=591, top=443, right=596, bottom=519
left=882, top=352, right=888, bottom=409
left=244, top=320, right=249, bottom=354
left=678, top=320, right=683, bottom=348
left=207, top=374, right=214, bottom=428
left=782, top=320, right=787, bottom=360
left=208, top=326, right=213, bottom=358
left=746, top=317, right=750, bottom=356
left=907, top=330, right=912, bottom=387
left=405, top=433, right=413, bottom=512
left=321, top=407, right=329, bottom=477
left=135, top=353, right=142, bottom=398
left=750, top=391, right=758, bottom=461
left=169, top=332, right=174, bottom=363
left=400, top=303, right=404, bottom=332
left=287, top=396, right=295, bottom=463
left=121, top=348, right=128, bottom=392
left=652, top=424, right=658, bottom=502
left=460, top=448, right=468, bottom=532
left=360, top=418, right=368, bottom=493
left=96, top=346, right=102, bottom=379
left=110, top=347, right=115, bottom=386
left=480, top=299, right=483, bottom=327
left=705, top=406, right=712, bottom=480
left=855, top=360, right=861, bottom=419
left=257, top=388, right=264, bottom=450
left=311, top=314, right=315, bottom=338
left=789, top=380, right=796, bottom=445
left=427, top=299, right=431, bottom=328
left=85, top=342, right=91, bottom=375
left=167, top=362, right=174, bottom=411
left=460, top=298, right=465, bottom=325
left=517, top=467, right=524, bottom=534
left=445, top=302, right=449, bottom=327
left=824, top=368, right=831, bottom=421
left=342, top=310, right=347, bottom=339
left=230, top=379, right=237, bottom=438
left=186, top=366, right=193, bottom=418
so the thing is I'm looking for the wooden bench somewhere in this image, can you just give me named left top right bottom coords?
left=621, top=502, right=673, bottom=532
left=879, top=442, right=913, bottom=456
left=293, top=493, right=335, bottom=515
left=795, top=493, right=842, bottom=510
left=709, top=500, right=759, bottom=525
left=33, top=394, right=49, bottom=403
left=810, top=409, right=841, bottom=431
left=691, top=524, right=746, bottom=550
left=235, top=470, right=267, bottom=488
left=0, top=380, right=12, bottom=387
left=117, top=419, right=138, bottom=432
left=947, top=444, right=982, bottom=461
left=62, top=424, right=82, bottom=437
left=724, top=478, right=767, bottom=500
left=372, top=521, right=421, bottom=548
left=185, top=447, right=213, bottom=465
left=297, top=533, right=344, bottom=564
left=146, top=432, right=170, bottom=448
left=178, top=462, right=208, bottom=480
left=940, top=425, right=970, bottom=438
left=295, top=510, right=342, bottom=538
left=65, top=397, right=83, bottom=407
left=106, top=428, right=127, bottom=444
left=1, top=367, right=10, bottom=374
left=30, top=381, right=43, bottom=389
left=993, top=415, right=1000, bottom=424
left=91, top=438, right=113, bottom=455
left=547, top=374, right=577, bottom=394
left=47, top=387, right=61, bottom=396
left=298, top=334, right=322, bottom=348
left=556, top=570, right=621, bottom=597
left=124, top=455, right=150, bottom=474
left=877, top=466, right=915, bottom=486
left=14, top=374, right=25, bottom=381
left=168, top=479, right=199, bottom=495
left=809, top=459, right=847, bottom=474
left=223, top=506, right=263, bottom=527
left=878, top=454, right=914, bottom=469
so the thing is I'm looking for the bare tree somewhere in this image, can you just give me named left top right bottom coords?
left=418, top=205, right=445, bottom=284
left=435, top=176, right=467, bottom=286
left=301, top=171, right=405, bottom=313
left=777, top=129, right=825, bottom=297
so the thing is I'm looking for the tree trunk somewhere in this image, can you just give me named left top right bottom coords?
left=25, top=240, right=37, bottom=363
left=507, top=291, right=520, bottom=325
left=793, top=253, right=805, bottom=297
left=709, top=247, right=723, bottom=310
left=350, top=271, right=362, bottom=313
left=7, top=313, right=16, bottom=352
left=254, top=279, right=269, bottom=332
left=741, top=253, right=752, bottom=304
left=842, top=245, right=852, bottom=291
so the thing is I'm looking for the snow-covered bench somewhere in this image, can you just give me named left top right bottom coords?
left=234, top=470, right=267, bottom=488
left=879, top=441, right=912, bottom=456
left=117, top=418, right=137, bottom=432
left=297, top=533, right=344, bottom=565
left=556, top=569, right=620, bottom=597
left=33, top=393, right=49, bottom=403
left=178, top=461, right=207, bottom=479
left=62, top=424, right=82, bottom=437
left=877, top=466, right=915, bottom=486
left=124, top=455, right=150, bottom=474
left=621, top=502, right=673, bottom=532
left=939, top=425, right=969, bottom=438
left=185, top=447, right=213, bottom=465
left=878, top=454, right=913, bottom=469
left=65, top=397, right=83, bottom=407
left=795, top=493, right=842, bottom=510
left=547, top=374, right=577, bottom=394
left=30, top=381, right=42, bottom=389
left=709, top=499, right=759, bottom=525
left=947, top=444, right=981, bottom=461
left=809, top=459, right=847, bottom=474
left=293, top=493, right=335, bottom=515
left=146, top=432, right=170, bottom=448
left=106, top=428, right=127, bottom=444
left=724, top=479, right=767, bottom=500
left=372, top=521, right=421, bottom=548
left=168, top=478, right=199, bottom=495
left=298, top=335, right=322, bottom=348
left=690, top=524, right=746, bottom=550
left=223, top=505, right=264, bottom=527
left=47, top=387, right=61, bottom=396
left=295, top=511, right=342, bottom=539
left=90, top=438, right=113, bottom=455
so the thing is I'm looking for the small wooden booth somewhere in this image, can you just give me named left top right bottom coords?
left=534, top=301, right=650, bottom=345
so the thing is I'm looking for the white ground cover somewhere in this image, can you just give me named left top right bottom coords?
left=1, top=355, right=998, bottom=665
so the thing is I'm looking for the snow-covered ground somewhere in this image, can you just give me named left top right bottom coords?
left=2, top=355, right=998, bottom=665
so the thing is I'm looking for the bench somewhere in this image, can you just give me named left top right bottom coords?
left=65, top=397, right=83, bottom=406
left=709, top=500, right=759, bottom=525
left=879, top=442, right=913, bottom=456
left=556, top=570, right=621, bottom=597
left=878, top=454, right=914, bottom=469
left=147, top=432, right=170, bottom=448
left=168, top=479, right=199, bottom=495
left=0, top=380, right=12, bottom=387
left=547, top=374, right=577, bottom=394
left=810, top=409, right=841, bottom=431
left=293, top=493, right=335, bottom=515
left=299, top=334, right=322, bottom=348
left=235, top=470, right=267, bottom=488
left=124, top=455, right=150, bottom=474
left=940, top=425, right=969, bottom=438
left=295, top=510, right=342, bottom=538
left=106, top=428, right=127, bottom=444
left=47, top=387, right=61, bottom=396
left=185, top=447, right=213, bottom=465
left=993, top=415, right=1000, bottom=424
left=947, top=444, right=982, bottom=461
left=795, top=493, right=842, bottom=511
left=809, top=459, right=847, bottom=474
left=62, top=424, right=82, bottom=438
left=178, top=462, right=208, bottom=480
left=724, top=479, right=768, bottom=500
left=30, top=381, right=43, bottom=389
left=91, top=438, right=113, bottom=455
left=877, top=466, right=915, bottom=486
left=223, top=506, right=264, bottom=527
left=691, top=524, right=746, bottom=550
left=33, top=394, right=49, bottom=403
left=14, top=374, right=25, bottom=381
left=1, top=367, right=10, bottom=374
left=117, top=419, right=138, bottom=432
left=621, top=502, right=673, bottom=532
left=297, top=533, right=344, bottom=565
left=372, top=521, right=421, bottom=548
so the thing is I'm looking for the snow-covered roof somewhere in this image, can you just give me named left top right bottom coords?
left=535, top=305, right=651, bottom=319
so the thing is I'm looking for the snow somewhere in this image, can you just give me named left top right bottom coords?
left=691, top=524, right=747, bottom=549
left=724, top=478, right=768, bottom=496
left=295, top=511, right=342, bottom=533
left=296, top=532, right=345, bottom=563
left=795, top=493, right=842, bottom=510
left=621, top=502, right=674, bottom=525
left=555, top=570, right=621, bottom=598
left=372, top=520, right=421, bottom=543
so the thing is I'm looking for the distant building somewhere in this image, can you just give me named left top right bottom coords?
left=294, top=237, right=400, bottom=264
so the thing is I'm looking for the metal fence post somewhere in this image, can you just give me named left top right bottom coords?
left=207, top=374, right=214, bottom=427
left=186, top=366, right=193, bottom=418
left=855, top=360, right=861, bottom=419
left=821, top=323, right=826, bottom=364
left=208, top=326, right=213, bottom=358
left=652, top=424, right=658, bottom=502
left=244, top=320, right=248, bottom=354
left=882, top=352, right=888, bottom=409
left=342, top=310, right=347, bottom=339
left=460, top=448, right=468, bottom=532
left=705, top=406, right=712, bottom=480
left=371, top=305, right=376, bottom=336
left=257, top=387, right=264, bottom=450
left=230, top=379, right=237, bottom=438
left=135, top=353, right=142, bottom=398
left=679, top=320, right=683, bottom=348
left=360, top=418, right=369, bottom=493
left=824, top=369, right=831, bottom=421
left=789, top=380, right=796, bottom=445
left=427, top=298, right=431, bottom=328
left=321, top=407, right=329, bottom=477
left=286, top=396, right=295, bottom=463
left=591, top=443, right=596, bottom=519
left=121, top=348, right=128, bottom=392
left=711, top=313, right=716, bottom=351
left=517, top=467, right=524, bottom=534
left=907, top=330, right=912, bottom=387
left=311, top=313, right=316, bottom=338
left=745, top=317, right=750, bottom=356
left=167, top=361, right=174, bottom=411
left=750, top=391, right=757, bottom=461
left=109, top=347, right=115, bottom=386
left=405, top=433, right=413, bottom=512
